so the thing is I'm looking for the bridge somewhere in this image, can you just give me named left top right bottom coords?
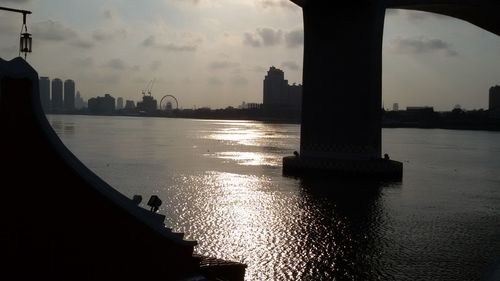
left=283, top=0, right=500, bottom=179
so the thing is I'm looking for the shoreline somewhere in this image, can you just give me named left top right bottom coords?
left=47, top=112, right=500, bottom=132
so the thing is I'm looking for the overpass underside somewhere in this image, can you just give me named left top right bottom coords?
left=283, top=1, right=499, bottom=179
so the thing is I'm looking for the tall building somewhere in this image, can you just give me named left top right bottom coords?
left=137, top=95, right=157, bottom=113
left=393, top=103, right=399, bottom=111
left=489, top=85, right=500, bottom=119
left=88, top=94, right=116, bottom=114
left=489, top=85, right=500, bottom=111
left=39, top=77, right=50, bottom=112
left=75, top=91, right=86, bottom=109
left=116, top=97, right=124, bottom=110
left=64, top=79, right=75, bottom=112
left=125, top=100, right=135, bottom=109
left=51, top=78, right=63, bottom=112
left=263, top=66, right=302, bottom=111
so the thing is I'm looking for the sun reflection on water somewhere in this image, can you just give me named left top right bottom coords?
left=160, top=171, right=371, bottom=280
left=212, top=151, right=280, bottom=166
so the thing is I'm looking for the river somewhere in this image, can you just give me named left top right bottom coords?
left=48, top=114, right=500, bottom=281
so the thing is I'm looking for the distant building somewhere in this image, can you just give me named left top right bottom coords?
left=39, top=77, right=50, bottom=112
left=125, top=100, right=135, bottom=109
left=263, top=66, right=302, bottom=111
left=489, top=85, right=500, bottom=118
left=64, top=79, right=75, bottom=112
left=393, top=103, right=399, bottom=111
left=51, top=78, right=63, bottom=112
left=88, top=94, right=115, bottom=114
left=75, top=91, right=86, bottom=109
left=240, top=101, right=262, bottom=110
left=116, top=97, right=124, bottom=110
left=137, top=95, right=157, bottom=113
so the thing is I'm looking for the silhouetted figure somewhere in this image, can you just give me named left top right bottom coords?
left=147, top=195, right=162, bottom=213
left=132, top=195, right=142, bottom=205
left=384, top=153, right=390, bottom=161
left=293, top=151, right=299, bottom=157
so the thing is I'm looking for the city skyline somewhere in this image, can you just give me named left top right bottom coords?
left=40, top=72, right=498, bottom=112
left=0, top=0, right=499, bottom=110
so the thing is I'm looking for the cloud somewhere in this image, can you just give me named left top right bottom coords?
left=405, top=10, right=449, bottom=22
left=0, top=0, right=31, bottom=3
left=258, top=0, right=296, bottom=9
left=252, top=65, right=267, bottom=73
left=207, top=77, right=223, bottom=86
left=1, top=45, right=17, bottom=54
left=71, top=57, right=93, bottom=67
left=173, top=0, right=201, bottom=5
left=142, top=36, right=156, bottom=47
left=94, top=73, right=121, bottom=84
left=92, top=29, right=127, bottom=42
left=105, top=58, right=126, bottom=70
left=385, top=9, right=399, bottom=16
left=284, top=29, right=303, bottom=48
left=92, top=30, right=108, bottom=41
left=243, top=33, right=260, bottom=47
left=281, top=61, right=300, bottom=71
left=244, top=28, right=302, bottom=48
left=0, top=19, right=18, bottom=35
left=141, top=35, right=198, bottom=52
left=32, top=20, right=77, bottom=41
left=389, top=36, right=458, bottom=57
left=209, top=60, right=239, bottom=70
left=231, top=76, right=248, bottom=86
left=103, top=10, right=114, bottom=20
left=162, top=43, right=197, bottom=52
left=257, top=28, right=283, bottom=46
left=150, top=60, right=161, bottom=71
left=71, top=39, right=94, bottom=49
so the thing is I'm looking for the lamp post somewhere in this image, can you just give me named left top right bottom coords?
left=0, top=6, right=32, bottom=59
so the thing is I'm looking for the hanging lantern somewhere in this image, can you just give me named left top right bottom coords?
left=20, top=32, right=32, bottom=55
left=0, top=7, right=33, bottom=59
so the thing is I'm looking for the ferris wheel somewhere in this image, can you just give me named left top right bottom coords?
left=159, top=94, right=179, bottom=111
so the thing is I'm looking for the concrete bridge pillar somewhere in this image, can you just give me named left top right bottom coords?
left=283, top=1, right=402, bottom=179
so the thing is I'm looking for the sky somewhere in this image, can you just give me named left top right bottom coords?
left=0, top=0, right=499, bottom=111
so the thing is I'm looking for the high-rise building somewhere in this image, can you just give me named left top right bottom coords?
left=125, top=100, right=135, bottom=109
left=137, top=95, right=157, bottom=113
left=263, top=66, right=302, bottom=111
left=51, top=78, right=63, bottom=112
left=75, top=91, right=86, bottom=109
left=489, top=85, right=500, bottom=119
left=39, top=77, right=50, bottom=112
left=489, top=85, right=500, bottom=111
left=264, top=66, right=287, bottom=107
left=116, top=97, right=124, bottom=110
left=393, top=103, right=399, bottom=111
left=88, top=94, right=115, bottom=114
left=64, top=79, right=75, bottom=112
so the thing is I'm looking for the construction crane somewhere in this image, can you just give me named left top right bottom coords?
left=141, top=79, right=155, bottom=96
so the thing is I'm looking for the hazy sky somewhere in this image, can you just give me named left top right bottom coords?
left=0, top=0, right=499, bottom=110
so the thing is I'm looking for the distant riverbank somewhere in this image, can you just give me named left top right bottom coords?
left=49, top=111, right=500, bottom=132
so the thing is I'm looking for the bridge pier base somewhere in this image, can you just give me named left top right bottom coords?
left=283, top=156, right=402, bottom=180
left=283, top=1, right=402, bottom=180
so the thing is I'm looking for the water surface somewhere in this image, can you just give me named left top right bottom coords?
left=48, top=115, right=500, bottom=280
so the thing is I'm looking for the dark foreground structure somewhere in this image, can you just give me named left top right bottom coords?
left=284, top=0, right=500, bottom=179
left=0, top=58, right=245, bottom=280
